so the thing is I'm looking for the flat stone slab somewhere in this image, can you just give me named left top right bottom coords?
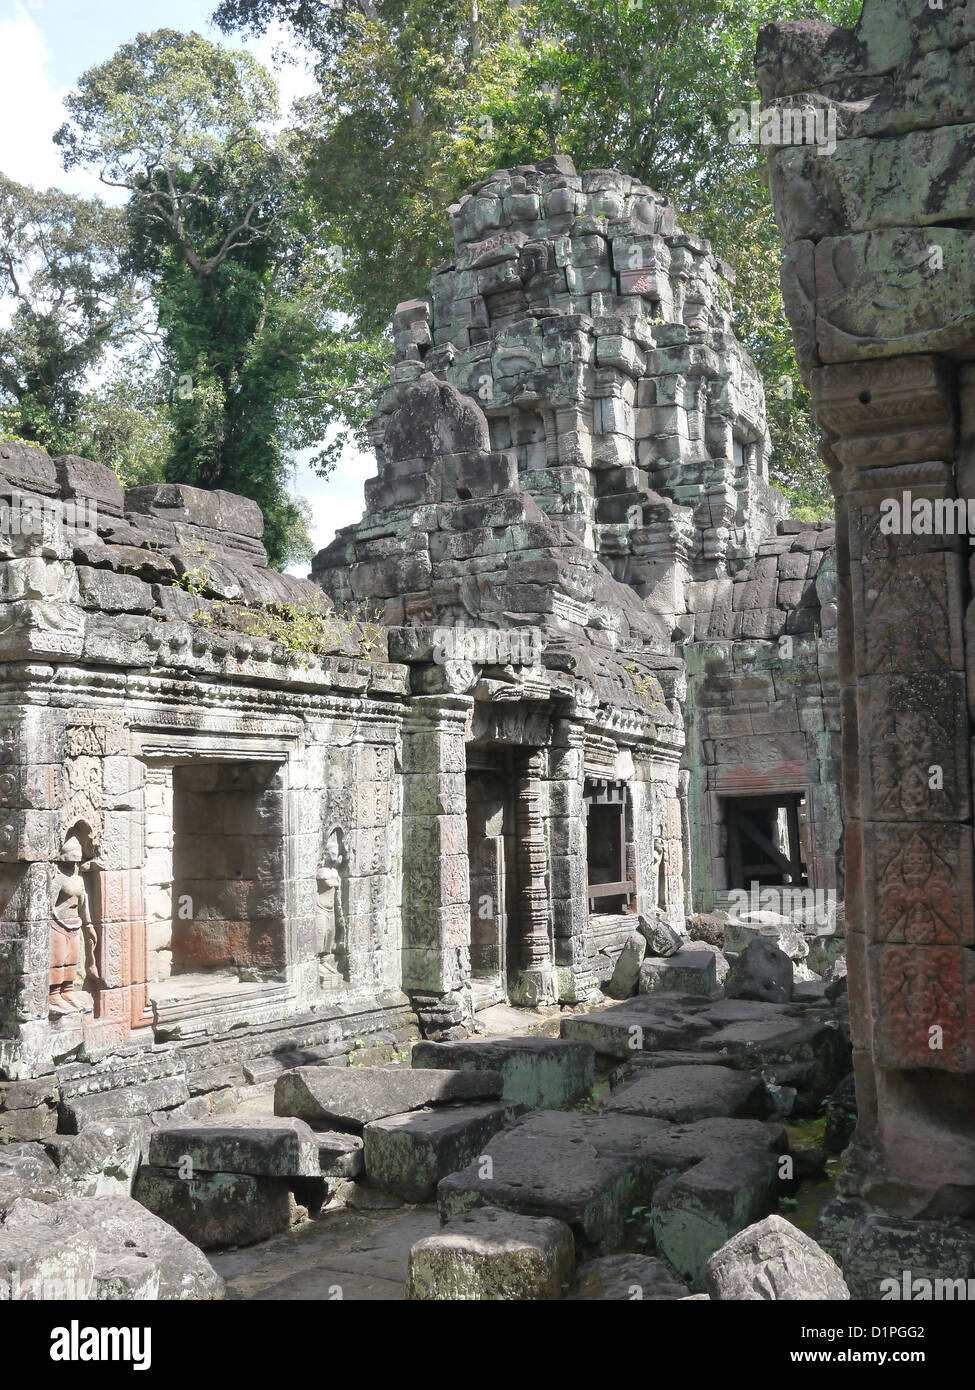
left=602, top=1065, right=768, bottom=1122
left=440, top=1109, right=789, bottom=1269
left=133, top=1166, right=294, bottom=1251
left=275, top=1066, right=503, bottom=1132
left=2, top=1194, right=223, bottom=1299
left=574, top=1253, right=689, bottom=1301
left=148, top=1115, right=326, bottom=1178
left=437, top=1109, right=678, bottom=1256
left=364, top=1101, right=527, bottom=1203
left=411, top=1037, right=595, bottom=1109
left=650, top=1120, right=787, bottom=1290
left=560, top=994, right=717, bottom=1060
left=317, top=1131, right=364, bottom=1179
left=407, top=1205, right=574, bottom=1300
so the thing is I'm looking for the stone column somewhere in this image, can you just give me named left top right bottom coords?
left=811, top=356, right=975, bottom=1216
left=509, top=749, right=558, bottom=1007
left=757, top=0, right=975, bottom=1241
left=400, top=695, right=474, bottom=1035
left=548, top=722, right=596, bottom=1003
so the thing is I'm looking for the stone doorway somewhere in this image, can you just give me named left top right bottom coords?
left=465, top=754, right=517, bottom=1008
left=722, top=792, right=807, bottom=889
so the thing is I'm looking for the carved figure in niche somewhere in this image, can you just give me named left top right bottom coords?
left=49, top=827, right=101, bottom=1015
left=651, top=827, right=668, bottom=911
left=317, top=826, right=348, bottom=984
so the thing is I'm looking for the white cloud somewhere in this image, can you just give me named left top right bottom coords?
left=0, top=4, right=112, bottom=200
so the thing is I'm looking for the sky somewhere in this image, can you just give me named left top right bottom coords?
left=0, top=0, right=374, bottom=571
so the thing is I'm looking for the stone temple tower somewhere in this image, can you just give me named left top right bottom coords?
left=336, top=155, right=790, bottom=638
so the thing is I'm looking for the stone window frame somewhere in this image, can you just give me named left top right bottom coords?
left=130, top=723, right=301, bottom=1032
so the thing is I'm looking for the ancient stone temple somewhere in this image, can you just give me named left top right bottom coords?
left=0, top=156, right=843, bottom=1102
left=757, top=0, right=975, bottom=1265
left=314, top=155, right=843, bottom=1025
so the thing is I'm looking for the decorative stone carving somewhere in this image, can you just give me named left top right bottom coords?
left=316, top=826, right=348, bottom=985
left=49, top=827, right=101, bottom=1016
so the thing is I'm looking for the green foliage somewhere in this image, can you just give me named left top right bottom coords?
left=0, top=174, right=145, bottom=452
left=56, top=29, right=349, bottom=566
left=172, top=540, right=384, bottom=663
left=69, top=365, right=173, bottom=486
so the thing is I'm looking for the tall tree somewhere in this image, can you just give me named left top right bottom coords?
left=0, top=175, right=143, bottom=453
left=56, top=29, right=338, bottom=566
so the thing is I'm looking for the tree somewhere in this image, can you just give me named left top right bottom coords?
left=0, top=175, right=144, bottom=453
left=55, top=29, right=342, bottom=566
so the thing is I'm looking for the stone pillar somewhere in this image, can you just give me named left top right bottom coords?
left=810, top=358, right=975, bottom=1213
left=758, top=1, right=975, bottom=1237
left=509, top=749, right=558, bottom=1007
left=401, top=695, right=474, bottom=1035
left=548, top=722, right=596, bottom=1003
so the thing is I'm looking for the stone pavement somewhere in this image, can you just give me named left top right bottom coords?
left=211, top=1203, right=440, bottom=1301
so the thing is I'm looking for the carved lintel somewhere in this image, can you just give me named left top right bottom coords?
left=810, top=356, right=956, bottom=476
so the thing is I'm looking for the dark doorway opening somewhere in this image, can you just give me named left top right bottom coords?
left=466, top=751, right=517, bottom=1007
left=585, top=779, right=635, bottom=912
left=722, top=792, right=807, bottom=889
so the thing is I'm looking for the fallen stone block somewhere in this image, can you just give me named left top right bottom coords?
left=438, top=1110, right=678, bottom=1256
left=275, top=1065, right=502, bottom=1132
left=725, top=939, right=793, bottom=1004
left=574, top=1253, right=689, bottom=1301
left=407, top=1205, right=574, bottom=1300
left=724, top=917, right=809, bottom=963
left=148, top=1114, right=326, bottom=1178
left=0, top=1079, right=59, bottom=1143
left=92, top=1254, right=161, bottom=1301
left=651, top=1120, right=787, bottom=1290
left=59, top=1076, right=191, bottom=1133
left=639, top=949, right=717, bottom=997
left=812, top=1196, right=867, bottom=1269
left=638, top=910, right=683, bottom=957
left=411, top=1037, right=595, bottom=1109
left=364, top=1101, right=526, bottom=1203
left=133, top=1166, right=293, bottom=1252
left=695, top=1013, right=850, bottom=1116
left=561, top=994, right=716, bottom=1060
left=2, top=1193, right=223, bottom=1299
left=686, top=939, right=730, bottom=985
left=706, top=1214, right=850, bottom=1300
left=841, top=1213, right=975, bottom=1301
left=0, top=1205, right=95, bottom=1299
left=316, top=1131, right=364, bottom=1179
left=43, top=1118, right=148, bottom=1196
left=602, top=1064, right=768, bottom=1122
left=0, top=1143, right=61, bottom=1214
left=605, top=931, right=647, bottom=999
